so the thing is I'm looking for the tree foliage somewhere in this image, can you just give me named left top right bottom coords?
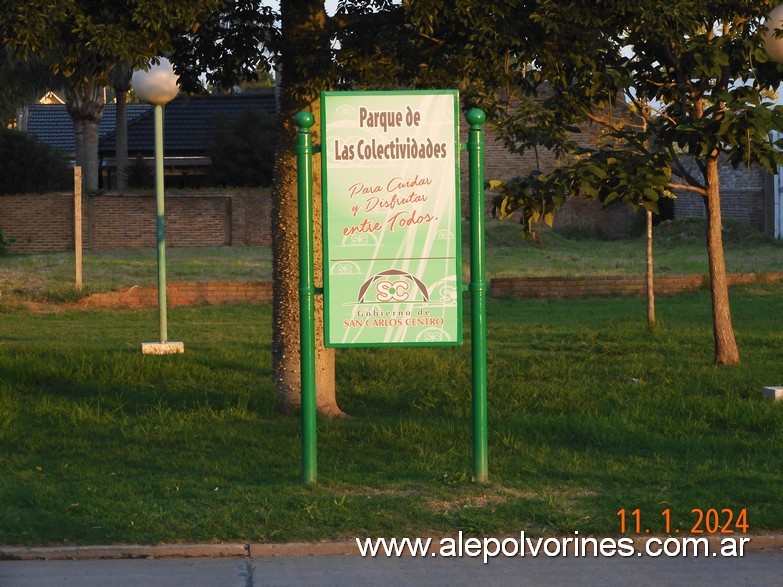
left=0, top=228, right=15, bottom=255
left=169, top=0, right=783, bottom=397
left=0, top=0, right=220, bottom=79
left=206, top=107, right=276, bottom=187
left=410, top=1, right=783, bottom=220
left=172, top=0, right=278, bottom=93
left=0, top=126, right=70, bottom=194
left=0, top=0, right=222, bottom=190
left=0, top=49, right=53, bottom=126
left=409, top=0, right=783, bottom=365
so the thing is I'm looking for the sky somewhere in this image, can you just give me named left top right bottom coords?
left=265, top=0, right=340, bottom=14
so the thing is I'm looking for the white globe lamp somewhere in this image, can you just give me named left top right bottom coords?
left=764, top=5, right=783, bottom=64
left=131, top=57, right=179, bottom=106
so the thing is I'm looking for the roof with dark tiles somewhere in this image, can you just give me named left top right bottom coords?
left=101, top=91, right=277, bottom=155
left=24, top=103, right=153, bottom=152
left=23, top=90, right=277, bottom=156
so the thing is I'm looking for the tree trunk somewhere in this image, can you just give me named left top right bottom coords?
left=83, top=118, right=100, bottom=191
left=110, top=63, right=133, bottom=190
left=704, top=155, right=739, bottom=365
left=114, top=89, right=129, bottom=189
left=646, top=209, right=655, bottom=326
left=64, top=81, right=105, bottom=191
left=273, top=0, right=343, bottom=417
left=73, top=119, right=86, bottom=174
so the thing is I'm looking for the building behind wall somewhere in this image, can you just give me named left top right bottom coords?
left=672, top=155, right=775, bottom=236
left=18, top=89, right=277, bottom=190
left=458, top=96, right=642, bottom=238
left=10, top=89, right=778, bottom=254
left=473, top=127, right=776, bottom=239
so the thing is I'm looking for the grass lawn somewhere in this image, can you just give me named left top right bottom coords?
left=473, top=217, right=783, bottom=277
left=0, top=245, right=273, bottom=301
left=1, top=285, right=782, bottom=545
left=0, top=218, right=781, bottom=301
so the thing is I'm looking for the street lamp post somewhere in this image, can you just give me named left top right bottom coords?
left=132, top=57, right=184, bottom=354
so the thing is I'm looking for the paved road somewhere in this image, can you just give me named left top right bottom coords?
left=2, top=549, right=782, bottom=587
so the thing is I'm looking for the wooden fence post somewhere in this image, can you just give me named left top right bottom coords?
left=74, top=166, right=83, bottom=291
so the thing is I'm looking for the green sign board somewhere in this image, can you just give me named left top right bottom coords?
left=321, top=90, right=462, bottom=347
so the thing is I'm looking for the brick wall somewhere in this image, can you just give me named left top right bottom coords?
left=78, top=272, right=783, bottom=308
left=3, top=133, right=772, bottom=255
left=80, top=281, right=273, bottom=308
left=459, top=101, right=645, bottom=236
left=551, top=199, right=642, bottom=238
left=672, top=157, right=769, bottom=232
left=0, top=189, right=273, bottom=253
left=459, top=118, right=567, bottom=218
left=490, top=272, right=783, bottom=300
left=231, top=191, right=273, bottom=247
left=0, top=192, right=75, bottom=253
left=89, top=194, right=230, bottom=248
left=468, top=102, right=773, bottom=237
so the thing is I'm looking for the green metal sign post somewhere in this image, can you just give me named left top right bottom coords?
left=466, top=108, right=488, bottom=482
left=295, top=93, right=487, bottom=484
left=295, top=111, right=318, bottom=484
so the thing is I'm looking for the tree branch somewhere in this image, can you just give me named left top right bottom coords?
left=415, top=32, right=450, bottom=56
left=582, top=109, right=624, bottom=132
left=668, top=181, right=707, bottom=196
left=649, top=102, right=679, bottom=127
left=668, top=145, right=706, bottom=190
left=328, top=8, right=403, bottom=35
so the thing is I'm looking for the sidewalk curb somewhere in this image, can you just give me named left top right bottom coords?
left=249, top=542, right=357, bottom=557
left=2, top=535, right=781, bottom=561
left=0, top=543, right=251, bottom=561
left=0, top=542, right=359, bottom=561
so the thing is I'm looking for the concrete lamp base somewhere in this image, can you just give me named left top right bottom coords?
left=141, top=342, right=185, bottom=355
left=762, top=387, right=783, bottom=402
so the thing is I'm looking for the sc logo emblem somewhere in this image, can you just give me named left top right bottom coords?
left=376, top=280, right=410, bottom=302
left=357, top=269, right=429, bottom=303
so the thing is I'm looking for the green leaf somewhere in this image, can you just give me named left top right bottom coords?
left=488, top=179, right=504, bottom=191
